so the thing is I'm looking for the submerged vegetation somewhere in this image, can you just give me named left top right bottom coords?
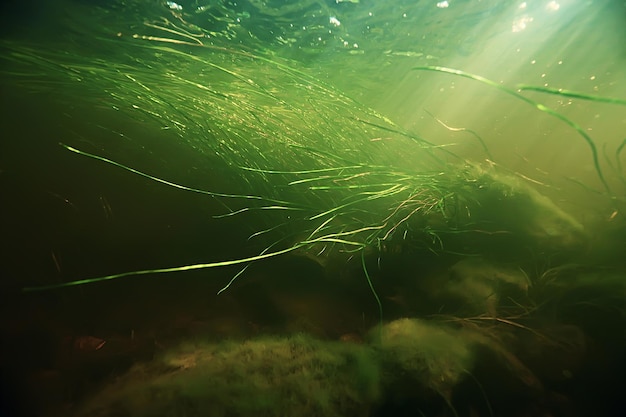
left=1, top=1, right=625, bottom=416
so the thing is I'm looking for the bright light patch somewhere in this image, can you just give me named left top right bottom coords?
left=512, top=16, right=533, bottom=32
left=436, top=1, right=449, bottom=8
left=329, top=16, right=341, bottom=27
left=546, top=1, right=560, bottom=11
left=166, top=1, right=182, bottom=11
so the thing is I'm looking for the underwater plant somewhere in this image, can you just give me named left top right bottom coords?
left=2, top=0, right=623, bottom=329
left=2, top=3, right=626, bottom=417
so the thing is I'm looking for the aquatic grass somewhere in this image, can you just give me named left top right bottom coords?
left=58, top=143, right=310, bottom=211
left=23, top=141, right=459, bottom=302
left=412, top=66, right=615, bottom=195
left=7, top=20, right=609, bottom=332
left=516, top=85, right=626, bottom=106
left=3, top=38, right=444, bottom=185
left=424, top=109, right=494, bottom=160
left=616, top=139, right=626, bottom=184
left=20, top=243, right=307, bottom=292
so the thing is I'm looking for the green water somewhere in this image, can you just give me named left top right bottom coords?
left=0, top=1, right=624, bottom=416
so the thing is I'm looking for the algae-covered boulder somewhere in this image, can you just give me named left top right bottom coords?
left=444, top=257, right=530, bottom=316
left=450, top=164, right=588, bottom=257
left=371, top=318, right=545, bottom=416
left=372, top=318, right=477, bottom=401
left=72, top=334, right=380, bottom=417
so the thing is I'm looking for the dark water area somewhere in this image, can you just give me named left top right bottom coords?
left=1, top=1, right=625, bottom=416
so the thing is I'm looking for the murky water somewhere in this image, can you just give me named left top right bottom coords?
left=1, top=1, right=624, bottom=416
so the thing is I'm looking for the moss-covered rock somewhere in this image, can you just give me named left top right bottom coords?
left=72, top=334, right=380, bottom=417
left=372, top=318, right=476, bottom=398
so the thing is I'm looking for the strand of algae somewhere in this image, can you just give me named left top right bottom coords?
left=58, top=143, right=310, bottom=210
left=516, top=85, right=626, bottom=106
left=21, top=244, right=306, bottom=293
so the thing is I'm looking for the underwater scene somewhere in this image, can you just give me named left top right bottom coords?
left=0, top=0, right=625, bottom=416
